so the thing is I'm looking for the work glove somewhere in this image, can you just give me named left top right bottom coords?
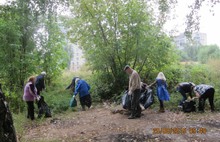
left=36, top=95, right=41, bottom=101
left=128, top=91, right=132, bottom=95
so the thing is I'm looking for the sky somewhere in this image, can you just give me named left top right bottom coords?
left=1, top=0, right=220, bottom=46
left=200, top=3, right=220, bottom=46
left=164, top=0, right=220, bottom=46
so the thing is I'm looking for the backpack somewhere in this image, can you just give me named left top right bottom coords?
left=182, top=100, right=196, bottom=113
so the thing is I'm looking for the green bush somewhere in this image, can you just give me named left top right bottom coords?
left=43, top=90, right=70, bottom=114
left=162, top=64, right=184, bottom=92
left=4, top=90, right=25, bottom=114
left=90, top=72, right=114, bottom=101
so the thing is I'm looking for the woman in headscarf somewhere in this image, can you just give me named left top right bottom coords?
left=150, top=72, right=170, bottom=113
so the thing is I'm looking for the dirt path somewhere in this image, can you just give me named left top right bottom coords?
left=21, top=105, right=220, bottom=142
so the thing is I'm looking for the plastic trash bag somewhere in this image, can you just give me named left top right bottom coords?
left=182, top=100, right=196, bottom=113
left=37, top=96, right=52, bottom=118
left=122, top=91, right=132, bottom=110
left=70, top=95, right=77, bottom=107
left=140, top=89, right=154, bottom=109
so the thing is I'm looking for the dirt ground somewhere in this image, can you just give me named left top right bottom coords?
left=20, top=104, right=220, bottom=142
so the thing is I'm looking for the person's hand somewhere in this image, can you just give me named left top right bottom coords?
left=72, top=93, right=77, bottom=97
left=128, top=91, right=132, bottom=95
left=36, top=95, right=41, bottom=101
left=145, top=85, right=149, bottom=89
left=192, top=97, right=199, bottom=100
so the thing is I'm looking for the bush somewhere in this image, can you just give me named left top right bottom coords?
left=4, top=90, right=25, bottom=114
left=162, top=64, right=184, bottom=92
left=43, top=90, right=70, bottom=114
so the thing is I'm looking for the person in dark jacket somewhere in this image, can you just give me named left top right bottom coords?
left=193, top=84, right=215, bottom=112
left=176, top=82, right=195, bottom=107
left=35, top=71, right=46, bottom=95
left=74, top=78, right=92, bottom=111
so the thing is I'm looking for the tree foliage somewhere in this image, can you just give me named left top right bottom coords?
left=185, top=0, right=220, bottom=34
left=179, top=43, right=200, bottom=62
left=0, top=4, right=23, bottom=91
left=0, top=0, right=70, bottom=111
left=198, top=45, right=220, bottom=63
left=67, top=0, right=178, bottom=99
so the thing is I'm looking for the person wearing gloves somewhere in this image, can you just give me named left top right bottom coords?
left=74, top=78, right=92, bottom=111
left=124, top=65, right=142, bottom=119
left=35, top=71, right=46, bottom=95
left=23, top=76, right=40, bottom=120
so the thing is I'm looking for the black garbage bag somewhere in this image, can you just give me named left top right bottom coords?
left=0, top=86, right=17, bottom=142
left=182, top=100, right=196, bottom=113
left=140, top=89, right=154, bottom=109
left=122, top=91, right=132, bottom=110
left=37, top=96, right=52, bottom=118
left=139, top=92, right=146, bottom=105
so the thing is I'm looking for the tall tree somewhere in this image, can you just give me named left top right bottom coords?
left=68, top=0, right=177, bottom=98
left=32, top=0, right=69, bottom=84
left=0, top=4, right=21, bottom=91
left=0, top=0, right=69, bottom=111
